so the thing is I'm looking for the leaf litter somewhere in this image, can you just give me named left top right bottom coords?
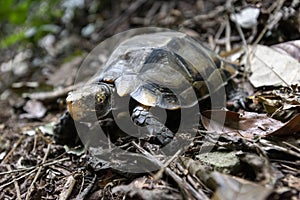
left=1, top=0, right=300, bottom=199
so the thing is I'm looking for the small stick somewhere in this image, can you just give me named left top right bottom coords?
left=282, top=141, right=300, bottom=153
left=225, top=16, right=232, bottom=52
left=25, top=143, right=51, bottom=200
left=59, top=175, right=77, bottom=200
left=23, top=83, right=83, bottom=102
left=260, top=139, right=300, bottom=158
left=152, top=148, right=182, bottom=181
left=0, top=157, right=69, bottom=176
left=0, top=157, right=70, bottom=192
left=0, top=168, right=38, bottom=190
left=6, top=165, right=21, bottom=200
left=73, top=174, right=97, bottom=200
left=132, top=141, right=209, bottom=200
left=1, top=135, right=24, bottom=164
left=253, top=0, right=285, bottom=45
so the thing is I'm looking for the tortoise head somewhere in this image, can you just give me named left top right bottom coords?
left=66, top=83, right=113, bottom=121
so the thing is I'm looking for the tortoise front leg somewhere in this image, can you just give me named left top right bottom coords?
left=131, top=105, right=174, bottom=145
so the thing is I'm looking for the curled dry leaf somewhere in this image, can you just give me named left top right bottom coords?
left=246, top=45, right=300, bottom=88
left=202, top=110, right=300, bottom=138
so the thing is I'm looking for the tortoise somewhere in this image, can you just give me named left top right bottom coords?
left=59, top=31, right=237, bottom=146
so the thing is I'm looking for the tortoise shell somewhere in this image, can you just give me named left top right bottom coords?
left=94, top=31, right=229, bottom=110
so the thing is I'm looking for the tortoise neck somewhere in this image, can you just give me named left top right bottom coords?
left=99, top=82, right=114, bottom=93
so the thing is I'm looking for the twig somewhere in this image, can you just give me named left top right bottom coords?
left=6, top=165, right=21, bottom=200
left=25, top=143, right=51, bottom=200
left=144, top=1, right=161, bottom=25
left=32, top=134, right=38, bottom=153
left=78, top=171, right=85, bottom=194
left=280, top=164, right=300, bottom=173
left=282, top=141, right=300, bottom=153
left=0, top=157, right=69, bottom=176
left=73, top=174, right=97, bottom=200
left=215, top=22, right=226, bottom=43
left=213, top=21, right=226, bottom=51
left=98, top=0, right=147, bottom=37
left=59, top=175, right=77, bottom=200
left=253, top=0, right=285, bottom=45
left=193, top=6, right=225, bottom=21
left=270, top=159, right=300, bottom=166
left=0, top=157, right=70, bottom=192
left=1, top=135, right=24, bottom=164
left=165, top=164, right=207, bottom=200
left=152, top=148, right=182, bottom=181
left=0, top=168, right=38, bottom=190
left=260, top=139, right=300, bottom=158
left=23, top=83, right=83, bottom=102
left=132, top=141, right=209, bottom=200
left=225, top=15, right=232, bottom=52
left=229, top=6, right=251, bottom=80
left=233, top=16, right=247, bottom=47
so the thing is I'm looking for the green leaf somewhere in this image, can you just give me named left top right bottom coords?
left=9, top=1, right=31, bottom=24
left=0, top=29, right=26, bottom=48
left=0, top=0, right=14, bottom=21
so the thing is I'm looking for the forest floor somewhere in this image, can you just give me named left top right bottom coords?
left=0, top=0, right=300, bottom=199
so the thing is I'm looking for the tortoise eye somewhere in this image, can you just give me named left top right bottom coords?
left=96, top=93, right=106, bottom=104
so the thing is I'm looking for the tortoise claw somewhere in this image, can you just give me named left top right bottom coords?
left=227, top=89, right=249, bottom=111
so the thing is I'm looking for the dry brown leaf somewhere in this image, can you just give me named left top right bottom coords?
left=247, top=45, right=300, bottom=88
left=250, top=87, right=300, bottom=121
left=202, top=110, right=300, bottom=138
left=269, top=114, right=300, bottom=136
left=211, top=172, right=272, bottom=200
left=272, top=40, right=300, bottom=62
